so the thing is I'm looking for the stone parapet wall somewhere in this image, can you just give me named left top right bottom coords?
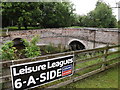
left=1, top=28, right=119, bottom=49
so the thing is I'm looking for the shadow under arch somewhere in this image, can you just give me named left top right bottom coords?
left=12, top=38, right=25, bottom=50
left=68, top=39, right=86, bottom=51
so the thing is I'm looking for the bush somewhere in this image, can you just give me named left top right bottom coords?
left=0, top=41, right=18, bottom=60
left=43, top=43, right=68, bottom=54
left=44, top=43, right=58, bottom=54
left=118, top=21, right=120, bottom=28
left=0, top=36, right=41, bottom=60
left=1, top=36, right=69, bottom=60
left=23, top=35, right=41, bottom=58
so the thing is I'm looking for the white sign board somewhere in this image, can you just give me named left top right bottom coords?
left=10, top=55, right=74, bottom=90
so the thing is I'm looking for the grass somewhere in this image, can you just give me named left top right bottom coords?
left=66, top=26, right=83, bottom=28
left=36, top=51, right=119, bottom=89
left=2, top=26, right=85, bottom=31
left=60, top=66, right=118, bottom=88
left=3, top=26, right=41, bottom=31
left=1, top=26, right=41, bottom=36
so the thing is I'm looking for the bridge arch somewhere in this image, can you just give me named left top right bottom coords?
left=12, top=38, right=25, bottom=50
left=68, top=39, right=86, bottom=51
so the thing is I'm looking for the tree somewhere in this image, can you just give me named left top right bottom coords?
left=118, top=20, right=120, bottom=28
left=2, top=2, right=43, bottom=29
left=2, top=2, right=75, bottom=29
left=87, top=1, right=117, bottom=28
left=75, top=1, right=117, bottom=28
left=2, top=3, right=13, bottom=27
left=40, top=2, right=75, bottom=28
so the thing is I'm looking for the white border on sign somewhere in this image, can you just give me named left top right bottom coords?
left=10, top=55, right=74, bottom=90
left=10, top=55, right=73, bottom=67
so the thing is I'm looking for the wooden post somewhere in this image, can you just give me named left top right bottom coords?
left=6, top=28, right=9, bottom=35
left=72, top=51, right=76, bottom=82
left=93, top=30, right=96, bottom=48
left=101, top=44, right=109, bottom=70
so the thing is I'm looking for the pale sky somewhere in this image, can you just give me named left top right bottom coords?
left=70, top=0, right=120, bottom=20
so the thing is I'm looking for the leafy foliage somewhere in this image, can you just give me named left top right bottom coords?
left=0, top=36, right=69, bottom=60
left=76, top=1, right=117, bottom=28
left=0, top=36, right=41, bottom=60
left=2, top=2, right=42, bottom=29
left=23, top=35, right=41, bottom=58
left=41, top=2, right=75, bottom=28
left=0, top=41, right=18, bottom=60
left=44, top=43, right=58, bottom=54
left=42, top=43, right=68, bottom=54
left=2, top=2, right=75, bottom=29
left=118, top=20, right=120, bottom=28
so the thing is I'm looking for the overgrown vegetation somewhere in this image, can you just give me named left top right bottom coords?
left=0, top=36, right=69, bottom=60
left=0, top=36, right=41, bottom=60
left=22, top=35, right=41, bottom=58
left=42, top=43, right=68, bottom=55
left=0, top=41, right=18, bottom=60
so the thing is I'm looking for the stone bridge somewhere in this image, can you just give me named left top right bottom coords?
left=1, top=28, right=120, bottom=50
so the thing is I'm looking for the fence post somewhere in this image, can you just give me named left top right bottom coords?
left=101, top=44, right=109, bottom=70
left=72, top=51, right=76, bottom=82
left=6, top=28, right=9, bottom=35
